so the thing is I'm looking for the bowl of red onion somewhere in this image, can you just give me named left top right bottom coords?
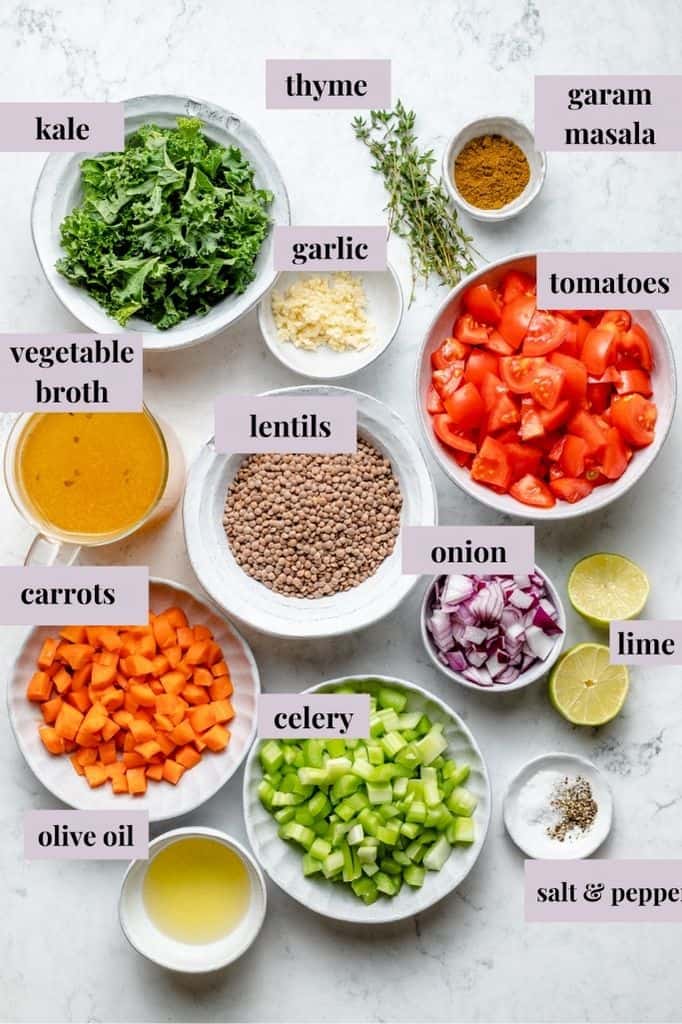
left=420, top=567, right=566, bottom=693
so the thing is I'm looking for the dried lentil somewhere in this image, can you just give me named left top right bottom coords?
left=223, top=440, right=402, bottom=598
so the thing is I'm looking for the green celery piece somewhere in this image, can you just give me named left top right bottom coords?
left=376, top=708, right=401, bottom=731
left=345, top=738, right=360, bottom=751
left=357, top=808, right=381, bottom=837
left=367, top=782, right=393, bottom=805
left=452, top=817, right=476, bottom=844
left=369, top=713, right=386, bottom=738
left=416, top=714, right=432, bottom=737
left=441, top=759, right=458, bottom=780
left=431, top=755, right=445, bottom=770
left=380, top=731, right=407, bottom=758
left=313, top=819, right=330, bottom=837
left=405, top=839, right=426, bottom=863
left=259, top=740, right=284, bottom=773
left=322, top=849, right=345, bottom=878
left=415, top=726, right=448, bottom=766
left=329, top=822, right=350, bottom=846
left=396, top=711, right=422, bottom=730
left=450, top=764, right=471, bottom=786
left=272, top=791, right=305, bottom=807
left=325, top=757, right=352, bottom=781
left=307, top=791, right=330, bottom=819
left=376, top=822, right=400, bottom=846
left=258, top=780, right=275, bottom=809
left=274, top=806, right=296, bottom=825
left=361, top=861, right=379, bottom=877
left=378, top=686, right=408, bottom=713
left=302, top=853, right=322, bottom=876
left=392, top=850, right=411, bottom=866
left=263, top=770, right=282, bottom=788
left=447, top=787, right=478, bottom=817
left=366, top=763, right=397, bottom=784
left=378, top=802, right=400, bottom=821
left=279, top=821, right=316, bottom=849
left=404, top=864, right=426, bottom=888
left=357, top=844, right=377, bottom=864
left=400, top=820, right=420, bottom=839
left=351, top=876, right=379, bottom=904
left=332, top=773, right=361, bottom=800
left=347, top=823, right=364, bottom=846
left=426, top=804, right=454, bottom=831
left=351, top=759, right=374, bottom=781
left=283, top=745, right=299, bottom=766
left=309, top=837, right=332, bottom=860
left=326, top=739, right=346, bottom=758
left=379, top=857, right=402, bottom=877
left=367, top=744, right=384, bottom=766
left=342, top=844, right=361, bottom=883
left=302, top=739, right=324, bottom=767
left=280, top=773, right=297, bottom=793
left=421, top=766, right=440, bottom=807
left=375, top=871, right=399, bottom=896
left=395, top=744, right=420, bottom=767
left=393, top=776, right=409, bottom=799
left=294, top=808, right=315, bottom=827
left=406, top=800, right=427, bottom=824
left=423, top=835, right=452, bottom=871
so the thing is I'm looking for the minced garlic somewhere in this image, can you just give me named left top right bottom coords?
left=271, top=272, right=374, bottom=352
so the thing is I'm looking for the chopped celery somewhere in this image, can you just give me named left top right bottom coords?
left=256, top=683, right=480, bottom=903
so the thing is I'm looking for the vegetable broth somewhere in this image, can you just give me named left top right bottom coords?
left=143, top=838, right=250, bottom=944
left=15, top=411, right=167, bottom=540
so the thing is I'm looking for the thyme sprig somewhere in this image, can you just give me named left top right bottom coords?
left=353, top=101, right=477, bottom=303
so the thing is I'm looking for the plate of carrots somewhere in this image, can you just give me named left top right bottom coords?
left=8, top=578, right=260, bottom=822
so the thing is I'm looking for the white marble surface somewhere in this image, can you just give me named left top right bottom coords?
left=1, top=1, right=682, bottom=1021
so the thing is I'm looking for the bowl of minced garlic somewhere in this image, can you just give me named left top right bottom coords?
left=442, top=116, right=547, bottom=222
left=258, top=267, right=403, bottom=380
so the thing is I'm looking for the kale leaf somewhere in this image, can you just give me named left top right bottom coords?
left=56, top=117, right=273, bottom=329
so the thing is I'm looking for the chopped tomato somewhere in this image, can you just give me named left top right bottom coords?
left=501, top=270, right=536, bottom=304
left=464, top=349, right=499, bottom=388
left=575, top=318, right=592, bottom=350
left=431, top=337, right=469, bottom=369
left=611, top=394, right=657, bottom=447
left=471, top=437, right=512, bottom=492
left=443, top=382, right=486, bottom=431
left=499, top=356, right=545, bottom=394
left=522, top=311, right=569, bottom=356
left=519, top=399, right=545, bottom=440
left=432, top=363, right=465, bottom=399
left=455, top=314, right=490, bottom=346
left=602, top=427, right=629, bottom=479
left=617, top=324, right=653, bottom=371
left=464, top=283, right=503, bottom=326
left=487, top=392, right=520, bottom=433
left=559, top=434, right=588, bottom=477
left=581, top=325, right=617, bottom=377
left=549, top=352, right=587, bottom=405
left=498, top=294, right=536, bottom=348
left=432, top=414, right=478, bottom=453
left=599, top=309, right=631, bottom=333
left=529, top=363, right=565, bottom=410
left=504, top=442, right=544, bottom=482
left=426, top=384, right=444, bottom=414
left=616, top=368, right=652, bottom=397
left=586, top=381, right=612, bottom=414
left=485, top=331, right=516, bottom=356
left=549, top=477, right=593, bottom=503
left=568, top=410, right=608, bottom=454
left=510, top=474, right=555, bottom=508
left=480, top=372, right=509, bottom=412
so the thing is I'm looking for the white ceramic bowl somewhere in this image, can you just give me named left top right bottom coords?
left=8, top=578, right=259, bottom=822
left=420, top=564, right=566, bottom=694
left=183, top=385, right=437, bottom=639
left=416, top=252, right=676, bottom=520
left=442, top=116, right=546, bottom=222
left=503, top=753, right=613, bottom=859
left=31, top=94, right=290, bottom=351
left=119, top=827, right=267, bottom=972
left=243, top=674, right=491, bottom=924
left=257, top=265, right=403, bottom=380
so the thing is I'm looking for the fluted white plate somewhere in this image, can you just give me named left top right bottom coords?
left=8, top=577, right=259, bottom=822
left=243, top=675, right=491, bottom=924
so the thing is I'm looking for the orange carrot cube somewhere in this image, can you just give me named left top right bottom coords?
left=27, top=671, right=52, bottom=702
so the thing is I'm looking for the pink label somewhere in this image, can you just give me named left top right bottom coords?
left=257, top=693, right=370, bottom=739
left=272, top=226, right=387, bottom=272
left=0, top=334, right=142, bottom=412
left=266, top=60, right=390, bottom=109
left=0, top=102, right=124, bottom=152
left=214, top=395, right=357, bottom=455
left=526, top=860, right=682, bottom=922
left=535, top=76, right=681, bottom=151
left=25, top=810, right=148, bottom=860
left=0, top=566, right=149, bottom=625
left=537, top=252, right=682, bottom=309
left=401, top=526, right=534, bottom=576
left=610, top=620, right=682, bottom=664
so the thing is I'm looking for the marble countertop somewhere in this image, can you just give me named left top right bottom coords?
left=1, top=1, right=682, bottom=1022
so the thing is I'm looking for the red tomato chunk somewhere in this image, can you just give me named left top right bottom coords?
left=427, top=271, right=657, bottom=508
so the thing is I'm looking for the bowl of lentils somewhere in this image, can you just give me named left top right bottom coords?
left=183, top=385, right=438, bottom=638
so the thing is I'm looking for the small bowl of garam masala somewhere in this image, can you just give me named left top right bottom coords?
left=442, top=115, right=546, bottom=222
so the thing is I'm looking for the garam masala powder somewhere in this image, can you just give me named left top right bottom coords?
left=454, top=134, right=530, bottom=210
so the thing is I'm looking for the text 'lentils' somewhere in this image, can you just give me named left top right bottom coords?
left=223, top=440, right=403, bottom=599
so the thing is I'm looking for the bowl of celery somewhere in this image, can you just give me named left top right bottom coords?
left=243, top=675, right=491, bottom=923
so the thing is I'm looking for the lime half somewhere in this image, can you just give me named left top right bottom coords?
left=568, top=553, right=649, bottom=628
left=549, top=642, right=629, bottom=726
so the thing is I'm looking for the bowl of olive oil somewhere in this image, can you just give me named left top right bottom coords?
left=119, top=827, right=267, bottom=972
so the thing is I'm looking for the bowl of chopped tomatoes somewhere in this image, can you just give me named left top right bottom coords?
left=417, top=253, right=676, bottom=518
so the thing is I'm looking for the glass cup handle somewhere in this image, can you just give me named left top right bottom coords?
left=25, top=534, right=81, bottom=567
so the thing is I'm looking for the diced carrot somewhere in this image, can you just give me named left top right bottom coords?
left=193, top=667, right=214, bottom=688
left=209, top=677, right=234, bottom=700
left=150, top=680, right=164, bottom=696
left=127, top=768, right=147, bottom=795
left=81, top=703, right=107, bottom=733
left=128, top=718, right=155, bottom=744
left=101, top=719, right=120, bottom=742
left=182, top=683, right=210, bottom=705
left=202, top=724, right=230, bottom=752
left=146, top=763, right=164, bottom=781
left=55, top=703, right=84, bottom=742
left=164, top=607, right=188, bottom=629
left=27, top=671, right=52, bottom=702
left=193, top=625, right=213, bottom=642
left=76, top=747, right=98, bottom=767
left=189, top=704, right=216, bottom=733
left=130, top=682, right=156, bottom=707
left=39, top=725, right=65, bottom=755
left=162, top=759, right=185, bottom=785
left=59, top=626, right=86, bottom=644
left=84, top=764, right=107, bottom=788
left=91, top=663, right=117, bottom=689
left=160, top=671, right=186, bottom=695
left=150, top=655, right=169, bottom=677
left=165, top=645, right=182, bottom=668
left=111, top=773, right=129, bottom=794
left=156, top=733, right=177, bottom=757
left=204, top=642, right=223, bottom=667
left=85, top=627, right=101, bottom=647
left=152, top=615, right=177, bottom=650
left=176, top=627, right=194, bottom=649
left=120, top=655, right=154, bottom=677
left=70, top=753, right=85, bottom=776
left=123, top=752, right=147, bottom=769
left=136, top=740, right=162, bottom=761
left=53, top=667, right=73, bottom=694
left=60, top=643, right=95, bottom=671
left=211, top=661, right=230, bottom=678
left=99, top=687, right=124, bottom=712
left=67, top=689, right=92, bottom=714
left=185, top=641, right=209, bottom=666
left=97, top=627, right=122, bottom=652
left=70, top=664, right=92, bottom=690
left=98, top=740, right=117, bottom=765
left=112, top=709, right=134, bottom=729
left=176, top=745, right=202, bottom=769
left=41, top=696, right=63, bottom=724
left=169, top=719, right=195, bottom=745
left=211, top=699, right=235, bottom=723
left=153, top=713, right=173, bottom=732
left=194, top=735, right=207, bottom=752
left=37, top=637, right=59, bottom=670
left=94, top=650, right=119, bottom=667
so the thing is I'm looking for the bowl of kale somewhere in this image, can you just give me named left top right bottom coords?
left=32, top=95, right=291, bottom=350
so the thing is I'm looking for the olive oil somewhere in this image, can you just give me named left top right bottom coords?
left=143, top=838, right=250, bottom=944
